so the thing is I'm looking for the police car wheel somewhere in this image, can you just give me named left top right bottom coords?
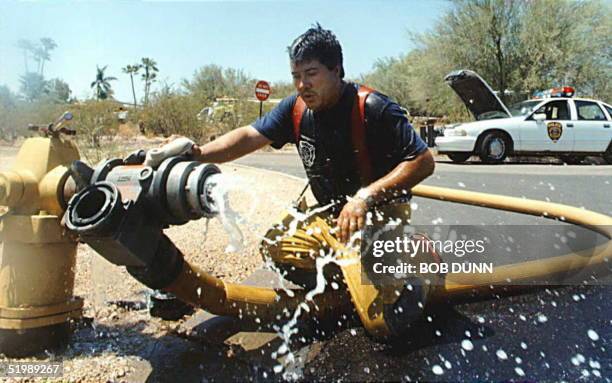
left=479, top=132, right=509, bottom=164
left=447, top=152, right=472, bottom=163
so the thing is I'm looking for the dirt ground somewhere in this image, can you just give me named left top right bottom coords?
left=0, top=140, right=316, bottom=382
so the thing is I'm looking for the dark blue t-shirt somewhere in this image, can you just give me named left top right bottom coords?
left=253, top=83, right=427, bottom=207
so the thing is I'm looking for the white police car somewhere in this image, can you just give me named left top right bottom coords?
left=435, top=70, right=612, bottom=164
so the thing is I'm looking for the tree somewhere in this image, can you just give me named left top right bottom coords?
left=37, top=38, right=57, bottom=77
left=140, top=57, right=159, bottom=105
left=19, top=72, right=47, bottom=102
left=364, top=0, right=611, bottom=118
left=182, top=64, right=252, bottom=104
left=15, top=37, right=57, bottom=77
left=90, top=65, right=117, bottom=100
left=45, top=78, right=71, bottom=103
left=122, top=64, right=141, bottom=107
left=15, top=39, right=34, bottom=74
left=0, top=85, right=18, bottom=109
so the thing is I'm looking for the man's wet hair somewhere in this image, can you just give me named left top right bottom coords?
left=288, top=23, right=345, bottom=78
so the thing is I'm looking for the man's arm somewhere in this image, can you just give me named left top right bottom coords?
left=336, top=149, right=435, bottom=243
left=191, top=125, right=272, bottom=163
left=359, top=148, right=435, bottom=205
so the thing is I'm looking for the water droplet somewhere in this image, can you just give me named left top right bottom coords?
left=572, top=294, right=580, bottom=301
left=363, top=367, right=370, bottom=374
left=278, top=344, right=288, bottom=354
left=537, top=314, right=548, bottom=323
left=432, top=365, right=444, bottom=375
left=461, top=339, right=474, bottom=351
left=273, top=365, right=283, bottom=374
left=331, top=282, right=339, bottom=290
left=589, top=360, right=601, bottom=369
left=496, top=349, right=508, bottom=360
left=350, top=329, right=357, bottom=336
left=477, top=316, right=485, bottom=323
left=515, top=367, right=525, bottom=377
left=520, top=342, right=527, bottom=350
left=581, top=369, right=590, bottom=377
left=458, top=182, right=466, bottom=188
left=515, top=357, right=522, bottom=364
left=587, top=329, right=599, bottom=341
left=444, top=360, right=452, bottom=369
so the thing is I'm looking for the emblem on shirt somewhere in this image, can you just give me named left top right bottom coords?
left=299, top=140, right=316, bottom=167
left=547, top=122, right=563, bottom=142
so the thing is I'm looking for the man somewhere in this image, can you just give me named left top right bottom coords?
left=163, top=24, right=435, bottom=336
left=190, top=24, right=434, bottom=244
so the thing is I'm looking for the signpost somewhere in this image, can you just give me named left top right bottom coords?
left=255, top=80, right=270, bottom=118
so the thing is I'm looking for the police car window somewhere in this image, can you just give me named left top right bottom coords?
left=575, top=101, right=606, bottom=121
left=605, top=105, right=612, bottom=119
left=533, top=100, right=570, bottom=120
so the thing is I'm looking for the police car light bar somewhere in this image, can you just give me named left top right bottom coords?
left=532, top=86, right=575, bottom=99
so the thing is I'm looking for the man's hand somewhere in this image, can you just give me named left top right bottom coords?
left=336, top=197, right=368, bottom=244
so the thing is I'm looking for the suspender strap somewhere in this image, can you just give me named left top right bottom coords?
left=291, top=84, right=375, bottom=184
left=351, top=85, right=374, bottom=184
left=292, top=96, right=307, bottom=143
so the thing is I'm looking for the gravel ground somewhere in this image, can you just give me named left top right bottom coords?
left=0, top=141, right=313, bottom=382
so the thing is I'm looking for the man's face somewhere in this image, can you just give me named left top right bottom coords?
left=291, top=59, right=342, bottom=111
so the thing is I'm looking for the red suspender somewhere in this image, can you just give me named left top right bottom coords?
left=351, top=85, right=374, bottom=184
left=292, top=85, right=374, bottom=184
left=292, top=96, right=307, bottom=143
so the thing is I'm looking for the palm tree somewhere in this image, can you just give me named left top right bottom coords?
left=38, top=38, right=57, bottom=77
left=122, top=64, right=141, bottom=107
left=140, top=57, right=158, bottom=105
left=90, top=65, right=117, bottom=100
left=15, top=39, right=34, bottom=74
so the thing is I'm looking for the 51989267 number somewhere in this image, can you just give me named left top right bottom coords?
left=0, top=362, right=63, bottom=377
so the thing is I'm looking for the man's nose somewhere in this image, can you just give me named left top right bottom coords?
left=297, top=78, right=310, bottom=91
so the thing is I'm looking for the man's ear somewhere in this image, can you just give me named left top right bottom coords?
left=334, top=65, right=342, bottom=78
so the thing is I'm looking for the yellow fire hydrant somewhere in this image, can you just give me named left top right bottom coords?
left=0, top=135, right=82, bottom=357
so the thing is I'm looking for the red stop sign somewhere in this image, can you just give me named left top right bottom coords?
left=255, top=80, right=270, bottom=101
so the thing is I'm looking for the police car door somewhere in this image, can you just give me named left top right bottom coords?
left=521, top=99, right=574, bottom=152
left=571, top=100, right=611, bottom=152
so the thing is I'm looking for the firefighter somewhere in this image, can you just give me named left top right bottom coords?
left=162, top=24, right=436, bottom=335
left=190, top=24, right=433, bottom=242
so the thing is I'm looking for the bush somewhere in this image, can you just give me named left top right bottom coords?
left=137, top=89, right=206, bottom=141
left=71, top=100, right=122, bottom=163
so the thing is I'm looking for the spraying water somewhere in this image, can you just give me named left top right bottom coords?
left=205, top=173, right=261, bottom=253
left=203, top=175, right=410, bottom=379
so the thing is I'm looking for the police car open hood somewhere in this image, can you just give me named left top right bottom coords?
left=445, top=70, right=511, bottom=120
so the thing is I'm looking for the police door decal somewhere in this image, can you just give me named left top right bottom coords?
left=547, top=122, right=563, bottom=142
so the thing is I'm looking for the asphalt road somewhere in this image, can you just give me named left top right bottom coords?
left=236, top=151, right=611, bottom=382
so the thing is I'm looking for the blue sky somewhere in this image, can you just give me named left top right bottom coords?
left=0, top=0, right=450, bottom=102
